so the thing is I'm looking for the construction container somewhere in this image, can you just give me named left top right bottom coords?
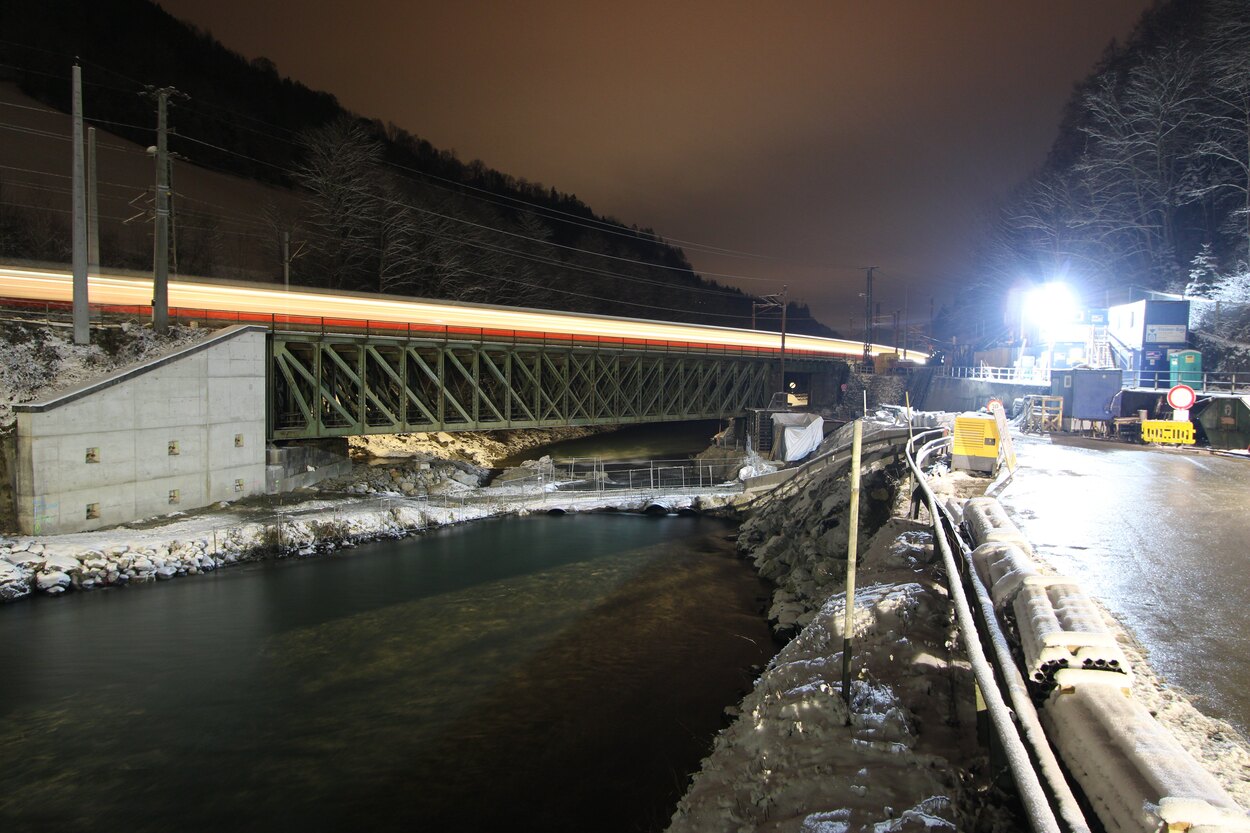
left=1050, top=369, right=1122, bottom=421
left=1197, top=395, right=1250, bottom=450
left=1169, top=349, right=1202, bottom=386
left=952, top=412, right=1001, bottom=474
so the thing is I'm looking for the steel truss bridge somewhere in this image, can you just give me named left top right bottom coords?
left=269, top=332, right=839, bottom=440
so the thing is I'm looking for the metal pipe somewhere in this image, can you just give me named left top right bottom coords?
left=908, top=432, right=1083, bottom=833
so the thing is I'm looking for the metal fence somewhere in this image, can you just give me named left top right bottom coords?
left=941, top=364, right=1250, bottom=395
left=1122, top=370, right=1250, bottom=394
left=938, top=365, right=1052, bottom=385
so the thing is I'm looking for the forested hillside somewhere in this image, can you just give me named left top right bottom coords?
left=961, top=0, right=1250, bottom=350
left=0, top=0, right=832, bottom=335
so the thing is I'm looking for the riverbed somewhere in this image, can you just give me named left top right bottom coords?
left=498, top=419, right=726, bottom=467
left=0, top=514, right=775, bottom=833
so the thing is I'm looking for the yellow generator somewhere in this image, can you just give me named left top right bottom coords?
left=952, top=412, right=1002, bottom=474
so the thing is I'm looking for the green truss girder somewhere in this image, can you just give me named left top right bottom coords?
left=268, top=333, right=826, bottom=439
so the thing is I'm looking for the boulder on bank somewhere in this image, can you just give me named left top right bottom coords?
left=738, top=457, right=902, bottom=628
left=0, top=560, right=31, bottom=601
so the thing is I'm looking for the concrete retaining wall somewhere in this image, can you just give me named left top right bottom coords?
left=14, top=326, right=268, bottom=535
left=924, top=376, right=1049, bottom=414
left=265, top=444, right=353, bottom=493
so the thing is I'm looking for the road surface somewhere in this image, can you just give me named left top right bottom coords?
left=999, top=434, right=1250, bottom=736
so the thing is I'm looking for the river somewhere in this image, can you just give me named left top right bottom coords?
left=499, top=419, right=726, bottom=467
left=0, top=514, right=775, bottom=833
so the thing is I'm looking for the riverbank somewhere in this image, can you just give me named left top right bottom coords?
left=666, top=434, right=1014, bottom=830
left=665, top=441, right=1250, bottom=831
left=0, top=480, right=744, bottom=603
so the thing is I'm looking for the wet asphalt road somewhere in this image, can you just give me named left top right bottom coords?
left=998, top=435, right=1250, bottom=736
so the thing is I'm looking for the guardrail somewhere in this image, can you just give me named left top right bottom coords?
left=942, top=365, right=1250, bottom=396
left=938, top=366, right=1052, bottom=385
left=1123, top=370, right=1250, bottom=394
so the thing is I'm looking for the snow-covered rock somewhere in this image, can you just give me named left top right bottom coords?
left=35, top=570, right=71, bottom=593
left=0, top=561, right=31, bottom=601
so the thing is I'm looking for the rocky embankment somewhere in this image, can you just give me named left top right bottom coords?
left=738, top=456, right=900, bottom=636
left=0, top=492, right=531, bottom=603
left=667, top=440, right=1014, bottom=831
left=347, top=426, right=604, bottom=467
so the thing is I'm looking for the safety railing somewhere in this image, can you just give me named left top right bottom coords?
left=938, top=365, right=1052, bottom=385
left=1122, top=369, right=1250, bottom=394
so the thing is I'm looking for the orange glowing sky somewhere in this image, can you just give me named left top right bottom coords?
left=155, top=0, right=1152, bottom=331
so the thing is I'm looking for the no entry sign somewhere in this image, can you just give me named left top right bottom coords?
left=1167, top=384, right=1196, bottom=411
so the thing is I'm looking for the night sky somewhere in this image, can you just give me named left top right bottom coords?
left=156, top=0, right=1152, bottom=332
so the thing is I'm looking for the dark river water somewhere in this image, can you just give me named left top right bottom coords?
left=499, top=420, right=726, bottom=467
left=0, top=514, right=775, bottom=833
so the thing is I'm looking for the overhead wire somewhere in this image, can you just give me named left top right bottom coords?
left=2, top=48, right=862, bottom=290
left=0, top=51, right=855, bottom=325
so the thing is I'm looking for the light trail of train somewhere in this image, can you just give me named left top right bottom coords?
left=0, top=265, right=918, bottom=361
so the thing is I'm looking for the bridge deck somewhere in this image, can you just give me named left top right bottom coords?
left=269, top=331, right=842, bottom=439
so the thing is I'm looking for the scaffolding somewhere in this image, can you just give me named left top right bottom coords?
left=1023, top=395, right=1064, bottom=433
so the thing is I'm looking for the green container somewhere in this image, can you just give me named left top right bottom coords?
left=1169, top=349, right=1202, bottom=386
left=1198, top=396, right=1250, bottom=449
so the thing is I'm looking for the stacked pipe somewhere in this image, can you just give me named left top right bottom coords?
left=960, top=495, right=1250, bottom=831
left=1012, top=577, right=1131, bottom=696
left=963, top=496, right=1034, bottom=554
left=1044, top=670, right=1250, bottom=833
left=970, top=542, right=1038, bottom=609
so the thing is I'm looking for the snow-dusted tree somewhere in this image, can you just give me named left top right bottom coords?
left=1185, top=242, right=1221, bottom=297
left=294, top=118, right=388, bottom=291
left=1193, top=0, right=1250, bottom=261
left=1076, top=44, right=1205, bottom=288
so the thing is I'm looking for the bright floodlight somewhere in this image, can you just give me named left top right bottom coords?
left=1024, top=282, right=1078, bottom=337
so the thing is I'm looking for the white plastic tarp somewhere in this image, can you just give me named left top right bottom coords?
left=771, top=413, right=824, bottom=461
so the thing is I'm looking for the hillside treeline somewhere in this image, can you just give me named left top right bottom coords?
left=963, top=0, right=1250, bottom=341
left=0, top=0, right=830, bottom=335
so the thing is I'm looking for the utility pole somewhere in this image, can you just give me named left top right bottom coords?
left=71, top=65, right=89, bottom=345
left=87, top=126, right=99, bottom=276
left=752, top=287, right=788, bottom=396
left=780, top=284, right=788, bottom=395
left=903, top=286, right=910, bottom=361
left=147, top=86, right=179, bottom=334
left=861, top=267, right=876, bottom=367
left=283, top=231, right=292, bottom=292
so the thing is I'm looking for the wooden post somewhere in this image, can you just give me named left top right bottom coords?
left=841, top=418, right=863, bottom=718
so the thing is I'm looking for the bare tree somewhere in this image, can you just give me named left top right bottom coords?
left=294, top=118, right=387, bottom=291
left=1194, top=0, right=1250, bottom=262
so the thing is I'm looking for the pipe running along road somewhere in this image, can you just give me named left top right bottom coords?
left=906, top=431, right=1088, bottom=833
left=0, top=264, right=915, bottom=360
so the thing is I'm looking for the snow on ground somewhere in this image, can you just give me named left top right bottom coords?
left=0, top=319, right=208, bottom=429
left=0, top=482, right=743, bottom=603
left=667, top=519, right=1004, bottom=832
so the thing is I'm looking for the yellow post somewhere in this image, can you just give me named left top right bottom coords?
left=841, top=419, right=863, bottom=717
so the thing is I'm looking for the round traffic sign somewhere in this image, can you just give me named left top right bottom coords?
left=987, top=398, right=1003, bottom=412
left=1167, top=384, right=1196, bottom=411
